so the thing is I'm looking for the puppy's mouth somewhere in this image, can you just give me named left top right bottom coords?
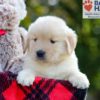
left=36, top=56, right=46, bottom=61
left=35, top=57, right=50, bottom=65
left=35, top=56, right=50, bottom=65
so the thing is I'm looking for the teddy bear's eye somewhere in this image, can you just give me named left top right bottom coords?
left=50, top=39, right=56, bottom=44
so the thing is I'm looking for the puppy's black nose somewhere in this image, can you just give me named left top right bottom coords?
left=36, top=50, right=45, bottom=59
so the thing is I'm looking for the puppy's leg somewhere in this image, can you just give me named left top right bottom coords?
left=67, top=71, right=90, bottom=89
left=17, top=69, right=35, bottom=86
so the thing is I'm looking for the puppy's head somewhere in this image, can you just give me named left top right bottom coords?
left=26, top=16, right=77, bottom=65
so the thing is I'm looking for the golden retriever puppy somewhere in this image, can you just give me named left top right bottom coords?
left=17, top=16, right=89, bottom=89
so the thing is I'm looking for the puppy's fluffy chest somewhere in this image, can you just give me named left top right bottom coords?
left=35, top=65, right=68, bottom=79
left=32, top=57, right=78, bottom=79
left=24, top=53, right=78, bottom=80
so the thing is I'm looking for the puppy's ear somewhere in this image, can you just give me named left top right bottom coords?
left=24, top=37, right=30, bottom=53
left=65, top=29, right=77, bottom=55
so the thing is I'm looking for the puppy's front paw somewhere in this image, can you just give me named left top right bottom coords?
left=68, top=73, right=90, bottom=89
left=17, top=70, right=35, bottom=86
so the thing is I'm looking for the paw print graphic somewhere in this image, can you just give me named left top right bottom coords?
left=83, top=0, right=93, bottom=11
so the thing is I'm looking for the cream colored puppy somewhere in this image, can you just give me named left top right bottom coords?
left=17, top=16, right=90, bottom=89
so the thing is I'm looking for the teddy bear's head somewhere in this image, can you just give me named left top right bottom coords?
left=0, top=0, right=27, bottom=31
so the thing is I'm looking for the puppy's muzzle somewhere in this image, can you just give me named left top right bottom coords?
left=36, top=50, right=45, bottom=59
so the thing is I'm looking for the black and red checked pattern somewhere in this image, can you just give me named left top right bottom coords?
left=0, top=72, right=87, bottom=100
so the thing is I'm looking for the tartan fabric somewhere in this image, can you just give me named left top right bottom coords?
left=0, top=72, right=87, bottom=100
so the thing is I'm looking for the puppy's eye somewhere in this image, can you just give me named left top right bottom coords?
left=33, top=38, right=37, bottom=42
left=50, top=39, right=56, bottom=44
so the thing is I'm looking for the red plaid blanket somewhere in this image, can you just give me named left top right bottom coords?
left=0, top=72, right=87, bottom=100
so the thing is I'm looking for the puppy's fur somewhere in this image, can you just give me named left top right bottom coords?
left=17, top=16, right=89, bottom=89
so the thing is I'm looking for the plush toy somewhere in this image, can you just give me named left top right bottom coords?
left=0, top=0, right=27, bottom=72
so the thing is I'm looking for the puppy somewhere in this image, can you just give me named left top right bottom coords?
left=17, top=16, right=90, bottom=89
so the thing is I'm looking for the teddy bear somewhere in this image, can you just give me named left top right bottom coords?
left=0, top=0, right=27, bottom=73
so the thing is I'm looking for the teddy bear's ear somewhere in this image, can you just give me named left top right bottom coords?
left=65, top=28, right=77, bottom=55
left=16, top=0, right=27, bottom=20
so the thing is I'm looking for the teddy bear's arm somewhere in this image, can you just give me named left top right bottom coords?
left=5, top=57, right=24, bottom=74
